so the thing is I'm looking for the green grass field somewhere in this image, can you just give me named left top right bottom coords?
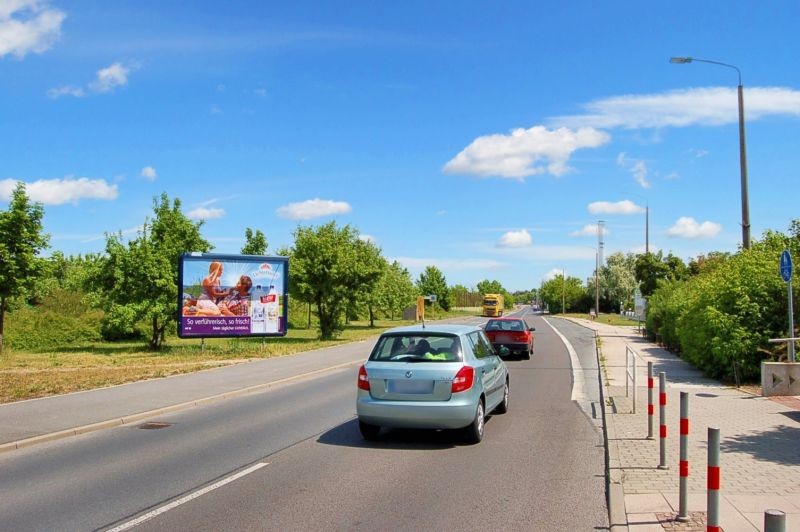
left=0, top=307, right=480, bottom=404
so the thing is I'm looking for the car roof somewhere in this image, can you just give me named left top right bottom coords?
left=486, top=317, right=524, bottom=322
left=380, top=323, right=482, bottom=336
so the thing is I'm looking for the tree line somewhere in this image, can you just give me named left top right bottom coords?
left=0, top=186, right=522, bottom=351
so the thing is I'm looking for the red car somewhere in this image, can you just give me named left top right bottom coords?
left=484, top=318, right=535, bottom=359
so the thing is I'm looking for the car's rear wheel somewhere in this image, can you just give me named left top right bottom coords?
left=494, top=381, right=509, bottom=414
left=358, top=420, right=380, bottom=440
left=463, top=401, right=485, bottom=444
left=523, top=349, right=531, bottom=360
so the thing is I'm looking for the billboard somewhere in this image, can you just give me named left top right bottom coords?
left=178, top=253, right=289, bottom=338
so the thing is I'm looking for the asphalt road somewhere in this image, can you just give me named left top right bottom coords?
left=0, top=311, right=608, bottom=531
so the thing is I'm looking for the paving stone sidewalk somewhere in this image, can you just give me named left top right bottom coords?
left=571, top=318, right=800, bottom=532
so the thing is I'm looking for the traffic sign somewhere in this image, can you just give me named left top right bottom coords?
left=780, top=250, right=793, bottom=282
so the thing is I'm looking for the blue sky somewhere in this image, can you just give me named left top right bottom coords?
left=2, top=1, right=799, bottom=292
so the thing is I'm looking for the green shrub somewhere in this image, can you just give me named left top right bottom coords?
left=5, top=288, right=104, bottom=350
left=646, top=227, right=798, bottom=382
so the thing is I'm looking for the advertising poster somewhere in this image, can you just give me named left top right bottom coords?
left=178, top=253, right=289, bottom=338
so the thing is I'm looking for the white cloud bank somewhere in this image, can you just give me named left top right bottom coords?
left=0, top=0, right=64, bottom=59
left=551, top=87, right=800, bottom=130
left=570, top=224, right=609, bottom=238
left=497, top=229, right=532, bottom=248
left=588, top=200, right=645, bottom=215
left=667, top=217, right=721, bottom=239
left=140, top=166, right=157, bottom=181
left=49, top=62, right=133, bottom=98
left=0, top=177, right=118, bottom=205
left=443, top=126, right=610, bottom=179
left=276, top=198, right=352, bottom=220
left=617, top=152, right=651, bottom=189
left=187, top=207, right=225, bottom=220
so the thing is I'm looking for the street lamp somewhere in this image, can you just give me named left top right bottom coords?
left=670, top=56, right=750, bottom=249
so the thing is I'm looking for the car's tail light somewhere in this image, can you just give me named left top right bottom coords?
left=451, top=366, right=475, bottom=393
left=357, top=365, right=370, bottom=391
left=514, top=332, right=529, bottom=342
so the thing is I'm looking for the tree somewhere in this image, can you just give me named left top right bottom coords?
left=601, top=252, right=638, bottom=312
left=289, top=222, right=376, bottom=339
left=476, top=279, right=504, bottom=295
left=0, top=183, right=50, bottom=352
left=539, top=273, right=585, bottom=314
left=416, top=265, right=451, bottom=311
left=241, top=228, right=268, bottom=255
left=371, top=260, right=415, bottom=321
left=347, top=239, right=386, bottom=327
left=90, top=193, right=212, bottom=349
left=635, top=251, right=688, bottom=297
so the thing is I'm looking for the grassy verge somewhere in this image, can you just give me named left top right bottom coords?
left=557, top=313, right=641, bottom=327
left=0, top=309, right=480, bottom=404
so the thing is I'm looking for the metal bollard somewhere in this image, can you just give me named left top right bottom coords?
left=707, top=427, right=721, bottom=532
left=764, top=509, right=786, bottom=532
left=647, top=362, right=654, bottom=439
left=658, top=372, right=668, bottom=469
left=677, top=392, right=689, bottom=521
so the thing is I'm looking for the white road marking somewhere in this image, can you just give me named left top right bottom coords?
left=542, top=318, right=587, bottom=402
left=107, top=462, right=269, bottom=531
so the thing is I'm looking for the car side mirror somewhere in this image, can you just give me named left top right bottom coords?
left=530, top=327, right=536, bottom=331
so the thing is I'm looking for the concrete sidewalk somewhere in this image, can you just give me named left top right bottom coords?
left=571, top=317, right=800, bottom=532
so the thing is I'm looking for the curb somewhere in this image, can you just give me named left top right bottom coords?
left=0, top=359, right=361, bottom=454
left=558, top=317, right=629, bottom=531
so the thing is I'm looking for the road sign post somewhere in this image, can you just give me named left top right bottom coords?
left=780, top=250, right=795, bottom=362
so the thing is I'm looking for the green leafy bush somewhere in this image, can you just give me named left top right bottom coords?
left=646, top=226, right=799, bottom=382
left=5, top=288, right=103, bottom=350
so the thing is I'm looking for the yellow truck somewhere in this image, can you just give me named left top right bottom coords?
left=482, top=293, right=504, bottom=317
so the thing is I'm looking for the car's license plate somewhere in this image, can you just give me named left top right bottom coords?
left=388, top=380, right=434, bottom=394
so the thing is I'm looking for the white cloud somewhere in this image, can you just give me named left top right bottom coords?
left=570, top=224, right=609, bottom=237
left=254, top=88, right=267, bottom=98
left=551, top=87, right=800, bottom=130
left=186, top=207, right=225, bottom=220
left=47, top=85, right=85, bottom=99
left=497, top=229, right=532, bottom=248
left=0, top=177, right=117, bottom=205
left=443, top=126, right=610, bottom=179
left=359, top=234, right=376, bottom=244
left=140, top=166, right=157, bottom=181
left=276, top=198, right=352, bottom=220
left=543, top=268, right=566, bottom=281
left=0, top=0, right=65, bottom=59
left=89, top=62, right=130, bottom=93
left=690, top=148, right=709, bottom=158
left=588, top=200, right=645, bottom=215
left=667, top=217, right=721, bottom=239
left=617, top=152, right=651, bottom=189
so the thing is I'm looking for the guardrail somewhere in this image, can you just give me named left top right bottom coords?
left=625, top=344, right=639, bottom=414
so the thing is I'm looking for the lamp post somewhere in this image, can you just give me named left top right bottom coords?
left=670, top=56, right=750, bottom=249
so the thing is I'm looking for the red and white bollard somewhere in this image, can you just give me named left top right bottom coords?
left=707, top=427, right=721, bottom=532
left=647, top=361, right=654, bottom=439
left=677, top=391, right=689, bottom=521
left=658, top=372, right=668, bottom=469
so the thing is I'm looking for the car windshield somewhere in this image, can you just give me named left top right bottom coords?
left=369, top=333, right=462, bottom=363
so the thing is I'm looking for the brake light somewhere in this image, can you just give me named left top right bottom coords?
left=451, top=366, right=475, bottom=393
left=357, top=365, right=370, bottom=391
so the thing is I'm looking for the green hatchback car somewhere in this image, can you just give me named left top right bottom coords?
left=356, top=323, right=509, bottom=444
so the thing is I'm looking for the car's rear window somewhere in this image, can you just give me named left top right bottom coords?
left=369, top=333, right=462, bottom=362
left=486, top=320, right=524, bottom=332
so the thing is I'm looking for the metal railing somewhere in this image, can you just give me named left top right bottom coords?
left=625, top=344, right=640, bottom=414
